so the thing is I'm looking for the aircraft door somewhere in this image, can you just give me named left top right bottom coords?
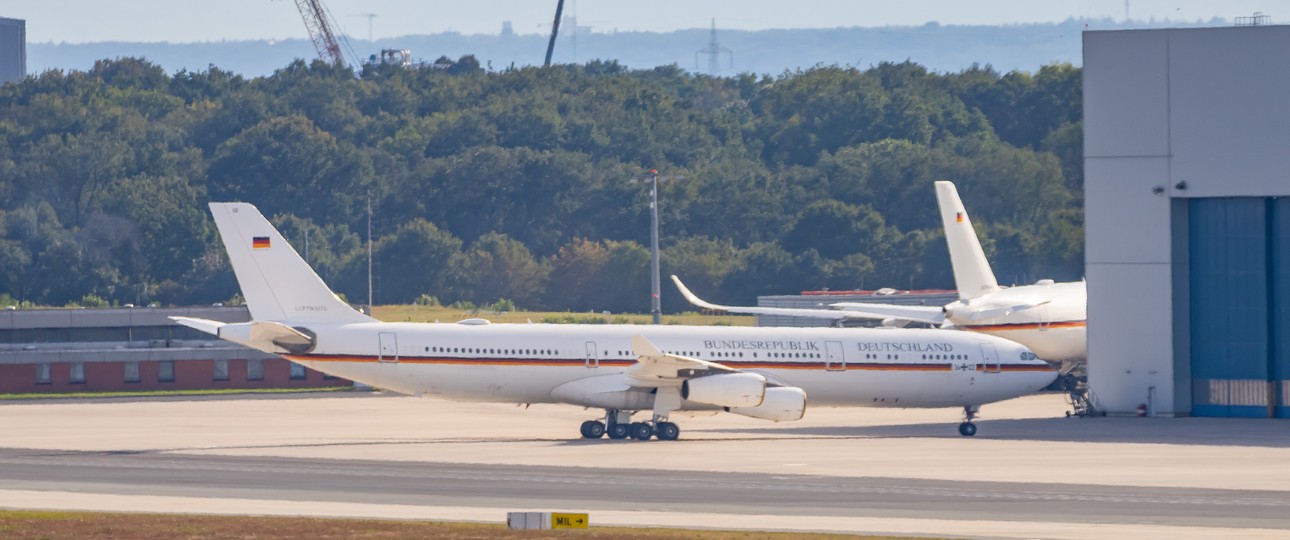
left=584, top=341, right=599, bottom=368
left=979, top=343, right=1001, bottom=373
left=825, top=341, right=846, bottom=371
left=378, top=332, right=398, bottom=363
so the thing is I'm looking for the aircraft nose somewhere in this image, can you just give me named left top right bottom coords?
left=1019, top=345, right=1059, bottom=388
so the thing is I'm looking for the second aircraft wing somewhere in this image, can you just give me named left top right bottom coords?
left=671, top=275, right=946, bottom=325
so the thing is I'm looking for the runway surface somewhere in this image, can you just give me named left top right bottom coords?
left=1, top=447, right=1288, bottom=531
left=0, top=392, right=1288, bottom=538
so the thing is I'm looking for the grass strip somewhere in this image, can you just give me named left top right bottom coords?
left=0, top=510, right=932, bottom=540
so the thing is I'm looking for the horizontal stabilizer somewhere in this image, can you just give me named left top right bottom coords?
left=169, top=316, right=315, bottom=355
left=171, top=316, right=225, bottom=336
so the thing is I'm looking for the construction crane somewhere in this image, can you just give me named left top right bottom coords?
left=292, top=0, right=347, bottom=67
left=544, top=0, right=565, bottom=66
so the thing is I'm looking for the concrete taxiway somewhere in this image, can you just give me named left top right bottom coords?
left=0, top=392, right=1287, bottom=539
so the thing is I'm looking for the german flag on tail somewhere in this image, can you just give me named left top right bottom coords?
left=252, top=236, right=271, bottom=249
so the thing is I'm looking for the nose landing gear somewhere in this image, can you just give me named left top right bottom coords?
left=958, top=405, right=979, bottom=437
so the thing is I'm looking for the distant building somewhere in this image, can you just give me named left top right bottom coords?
left=501, top=21, right=514, bottom=38
left=0, top=306, right=349, bottom=394
left=0, top=17, right=25, bottom=84
left=756, top=289, right=957, bottom=327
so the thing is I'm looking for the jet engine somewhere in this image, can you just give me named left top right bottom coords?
left=681, top=372, right=766, bottom=408
left=727, top=386, right=807, bottom=421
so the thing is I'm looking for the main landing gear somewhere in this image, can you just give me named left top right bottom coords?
left=958, top=405, right=979, bottom=437
left=580, top=410, right=680, bottom=441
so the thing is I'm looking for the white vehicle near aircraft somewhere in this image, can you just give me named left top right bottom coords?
left=672, top=180, right=1087, bottom=374
left=173, top=202, right=1056, bottom=440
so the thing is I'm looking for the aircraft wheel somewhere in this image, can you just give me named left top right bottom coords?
left=958, top=422, right=977, bottom=437
left=580, top=420, right=606, bottom=439
left=629, top=422, right=653, bottom=440
left=655, top=421, right=680, bottom=441
left=607, top=423, right=630, bottom=440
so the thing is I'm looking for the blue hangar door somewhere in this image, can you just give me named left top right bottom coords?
left=1189, top=198, right=1290, bottom=418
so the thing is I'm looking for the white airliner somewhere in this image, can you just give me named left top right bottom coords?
left=172, top=202, right=1056, bottom=440
left=673, top=181, right=1087, bottom=373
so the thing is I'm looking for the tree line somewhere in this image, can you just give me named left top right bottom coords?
left=0, top=56, right=1083, bottom=313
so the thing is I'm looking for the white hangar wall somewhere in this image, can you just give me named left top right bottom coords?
left=1084, top=25, right=1290, bottom=417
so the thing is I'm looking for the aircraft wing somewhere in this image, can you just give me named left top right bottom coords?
left=626, top=335, right=741, bottom=386
left=671, top=275, right=945, bottom=325
left=826, top=302, right=946, bottom=324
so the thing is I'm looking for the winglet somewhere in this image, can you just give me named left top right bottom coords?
left=670, top=275, right=727, bottom=312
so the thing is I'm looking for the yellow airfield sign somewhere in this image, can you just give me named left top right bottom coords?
left=551, top=512, right=589, bottom=529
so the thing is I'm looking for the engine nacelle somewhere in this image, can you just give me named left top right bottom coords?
left=727, top=386, right=806, bottom=422
left=681, top=372, right=766, bottom=408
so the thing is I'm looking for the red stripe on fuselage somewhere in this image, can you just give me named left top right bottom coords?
left=961, top=320, right=1086, bottom=333
left=283, top=354, right=1054, bottom=373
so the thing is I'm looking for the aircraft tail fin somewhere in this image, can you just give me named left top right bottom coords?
left=208, top=202, right=374, bottom=325
left=934, top=181, right=1000, bottom=300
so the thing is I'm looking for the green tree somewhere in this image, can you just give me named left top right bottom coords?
left=456, top=232, right=549, bottom=307
left=346, top=219, right=463, bottom=305
left=545, top=238, right=649, bottom=312
left=207, top=115, right=372, bottom=226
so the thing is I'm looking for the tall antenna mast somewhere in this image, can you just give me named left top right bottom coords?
left=367, top=191, right=373, bottom=310
left=355, top=12, right=376, bottom=43
left=694, top=18, right=733, bottom=75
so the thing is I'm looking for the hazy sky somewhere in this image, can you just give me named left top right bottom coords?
left=5, top=1, right=1280, bottom=44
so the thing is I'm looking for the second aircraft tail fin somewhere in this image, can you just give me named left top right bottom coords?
left=934, top=181, right=1000, bottom=300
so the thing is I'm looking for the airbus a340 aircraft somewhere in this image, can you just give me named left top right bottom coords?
left=173, top=203, right=1055, bottom=440
left=673, top=181, right=1087, bottom=373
